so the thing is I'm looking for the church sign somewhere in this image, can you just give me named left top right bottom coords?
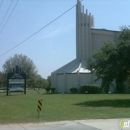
left=7, top=65, right=26, bottom=96
left=9, top=79, right=25, bottom=84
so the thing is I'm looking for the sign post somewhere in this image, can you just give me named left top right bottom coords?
left=37, top=99, right=42, bottom=119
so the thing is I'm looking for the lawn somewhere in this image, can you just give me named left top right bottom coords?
left=0, top=91, right=130, bottom=124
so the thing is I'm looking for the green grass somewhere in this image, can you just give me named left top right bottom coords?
left=0, top=91, right=130, bottom=124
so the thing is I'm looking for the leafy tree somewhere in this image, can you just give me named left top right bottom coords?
left=118, top=26, right=130, bottom=42
left=1, top=54, right=49, bottom=89
left=45, top=87, right=50, bottom=93
left=87, top=26, right=130, bottom=93
left=26, top=76, right=36, bottom=88
left=115, top=26, right=130, bottom=92
left=0, top=71, right=6, bottom=87
left=2, top=54, right=38, bottom=88
left=35, top=74, right=47, bottom=88
left=44, top=76, right=51, bottom=93
left=26, top=74, right=48, bottom=89
left=47, top=76, right=51, bottom=87
left=3, top=54, right=37, bottom=78
left=87, top=42, right=117, bottom=93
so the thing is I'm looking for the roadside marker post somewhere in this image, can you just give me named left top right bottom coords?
left=37, top=99, right=42, bottom=119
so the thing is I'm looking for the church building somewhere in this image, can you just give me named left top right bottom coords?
left=51, top=0, right=119, bottom=93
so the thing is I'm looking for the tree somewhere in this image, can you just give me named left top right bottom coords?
left=3, top=54, right=37, bottom=78
left=87, top=42, right=117, bottom=93
left=0, top=71, right=6, bottom=87
left=2, top=54, right=38, bottom=88
left=35, top=74, right=47, bottom=88
left=47, top=76, right=51, bottom=87
left=115, top=26, right=130, bottom=92
left=26, top=74, right=47, bottom=89
left=45, top=76, right=51, bottom=93
left=87, top=26, right=130, bottom=93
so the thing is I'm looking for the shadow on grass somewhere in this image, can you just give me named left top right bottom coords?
left=74, top=99, right=130, bottom=108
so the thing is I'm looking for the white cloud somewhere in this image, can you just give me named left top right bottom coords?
left=40, top=23, right=75, bottom=40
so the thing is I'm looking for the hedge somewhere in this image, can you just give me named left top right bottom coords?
left=79, top=84, right=101, bottom=94
left=45, top=87, right=50, bottom=93
left=50, top=88, right=55, bottom=93
left=70, top=88, right=78, bottom=94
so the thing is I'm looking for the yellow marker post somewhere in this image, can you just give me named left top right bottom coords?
left=37, top=99, right=42, bottom=119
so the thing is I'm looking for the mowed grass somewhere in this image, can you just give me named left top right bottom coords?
left=0, top=91, right=130, bottom=124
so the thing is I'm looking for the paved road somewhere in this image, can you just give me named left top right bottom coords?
left=0, top=119, right=124, bottom=130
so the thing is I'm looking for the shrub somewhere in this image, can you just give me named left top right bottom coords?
left=79, top=84, right=101, bottom=94
left=45, top=86, right=50, bottom=93
left=70, top=88, right=78, bottom=94
left=50, top=88, right=55, bottom=93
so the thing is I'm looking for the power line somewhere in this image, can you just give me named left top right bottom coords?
left=0, top=0, right=14, bottom=29
left=0, top=0, right=19, bottom=34
left=0, top=0, right=4, bottom=11
left=0, top=0, right=83, bottom=57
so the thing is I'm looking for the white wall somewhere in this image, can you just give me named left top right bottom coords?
left=66, top=74, right=78, bottom=92
left=54, top=73, right=95, bottom=93
left=57, top=74, right=65, bottom=92
left=79, top=73, right=93, bottom=86
left=92, top=30, right=115, bottom=52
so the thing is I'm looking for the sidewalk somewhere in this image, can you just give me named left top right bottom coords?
left=75, top=119, right=121, bottom=130
left=0, top=119, right=124, bottom=130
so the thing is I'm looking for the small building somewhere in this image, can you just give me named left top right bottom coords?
left=51, top=0, right=119, bottom=93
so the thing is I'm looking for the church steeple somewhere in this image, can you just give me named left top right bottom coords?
left=76, top=0, right=94, bottom=60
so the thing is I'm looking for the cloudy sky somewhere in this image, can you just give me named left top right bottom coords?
left=0, top=0, right=129, bottom=78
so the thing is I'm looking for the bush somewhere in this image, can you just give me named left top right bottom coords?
left=45, top=87, right=50, bottom=93
left=50, top=88, right=55, bottom=93
left=79, top=84, right=101, bottom=94
left=70, top=88, right=78, bottom=94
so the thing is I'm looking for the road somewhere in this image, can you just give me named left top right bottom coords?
left=0, top=119, right=124, bottom=130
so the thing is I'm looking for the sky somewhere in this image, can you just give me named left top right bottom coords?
left=0, top=0, right=129, bottom=79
